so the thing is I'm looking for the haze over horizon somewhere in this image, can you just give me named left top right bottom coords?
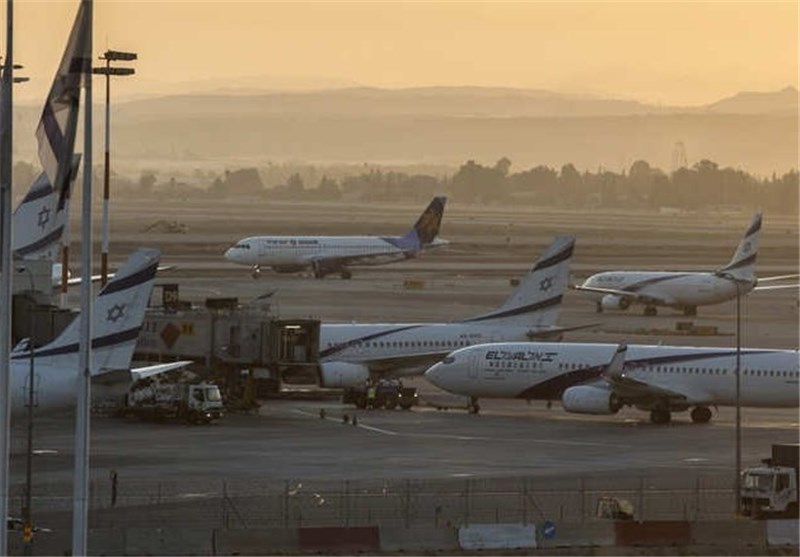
left=11, top=1, right=798, bottom=106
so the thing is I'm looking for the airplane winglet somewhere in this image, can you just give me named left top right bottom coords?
left=602, top=343, right=628, bottom=379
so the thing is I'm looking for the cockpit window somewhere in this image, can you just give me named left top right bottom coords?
left=231, top=243, right=251, bottom=250
left=442, top=356, right=455, bottom=364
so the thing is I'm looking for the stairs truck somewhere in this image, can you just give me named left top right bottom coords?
left=741, top=443, right=799, bottom=518
left=124, top=380, right=225, bottom=424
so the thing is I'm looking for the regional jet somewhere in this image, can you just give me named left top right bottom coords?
left=425, top=341, right=799, bottom=422
left=9, top=248, right=188, bottom=415
left=315, top=235, right=586, bottom=387
left=224, top=196, right=448, bottom=279
left=572, top=213, right=797, bottom=316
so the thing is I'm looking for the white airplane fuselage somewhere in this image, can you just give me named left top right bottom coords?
left=9, top=356, right=77, bottom=415
left=426, top=342, right=800, bottom=408
left=225, top=236, right=445, bottom=271
left=583, top=271, right=753, bottom=309
left=319, top=323, right=555, bottom=377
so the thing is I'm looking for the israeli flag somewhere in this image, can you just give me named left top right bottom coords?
left=35, top=0, right=90, bottom=195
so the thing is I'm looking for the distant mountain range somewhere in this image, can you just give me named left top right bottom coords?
left=10, top=85, right=798, bottom=176
left=108, top=85, right=798, bottom=119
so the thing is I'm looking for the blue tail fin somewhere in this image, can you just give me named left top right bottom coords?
left=12, top=248, right=160, bottom=375
left=462, top=235, right=575, bottom=327
left=397, top=196, right=447, bottom=252
left=12, top=154, right=80, bottom=261
left=716, top=213, right=761, bottom=282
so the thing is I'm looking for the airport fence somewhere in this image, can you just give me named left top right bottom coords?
left=13, top=473, right=737, bottom=531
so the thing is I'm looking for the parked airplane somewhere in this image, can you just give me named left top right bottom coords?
left=425, top=341, right=799, bottom=421
left=315, top=235, right=583, bottom=387
left=9, top=248, right=188, bottom=415
left=225, top=196, right=449, bottom=279
left=572, top=213, right=797, bottom=316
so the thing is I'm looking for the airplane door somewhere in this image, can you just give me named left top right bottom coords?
left=468, top=351, right=479, bottom=379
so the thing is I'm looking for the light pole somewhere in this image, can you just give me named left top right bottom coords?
left=93, top=50, right=136, bottom=287
left=15, top=265, right=36, bottom=554
left=734, top=280, right=742, bottom=516
left=721, top=272, right=743, bottom=515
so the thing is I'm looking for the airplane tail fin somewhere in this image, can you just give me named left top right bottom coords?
left=12, top=248, right=160, bottom=375
left=716, top=213, right=761, bottom=282
left=12, top=155, right=80, bottom=261
left=462, top=235, right=575, bottom=327
left=397, top=196, right=447, bottom=252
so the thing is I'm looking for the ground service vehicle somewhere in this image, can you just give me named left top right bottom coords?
left=124, top=381, right=224, bottom=424
left=741, top=443, right=799, bottom=518
left=342, top=380, right=418, bottom=410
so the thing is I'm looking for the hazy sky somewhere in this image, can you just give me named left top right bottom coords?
left=12, top=1, right=799, bottom=105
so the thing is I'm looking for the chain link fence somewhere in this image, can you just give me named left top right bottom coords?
left=12, top=473, right=736, bottom=531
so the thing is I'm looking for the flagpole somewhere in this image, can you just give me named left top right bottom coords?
left=0, top=0, right=13, bottom=553
left=71, top=0, right=92, bottom=553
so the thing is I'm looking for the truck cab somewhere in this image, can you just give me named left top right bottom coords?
left=187, top=382, right=225, bottom=422
left=741, top=443, right=799, bottom=519
left=741, top=466, right=798, bottom=518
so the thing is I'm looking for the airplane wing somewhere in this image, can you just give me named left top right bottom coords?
left=605, top=371, right=710, bottom=405
left=570, top=284, right=671, bottom=306
left=527, top=322, right=602, bottom=340
left=758, top=274, right=800, bottom=282
left=130, top=361, right=193, bottom=382
left=358, top=350, right=451, bottom=374
left=60, top=264, right=176, bottom=288
left=754, top=284, right=800, bottom=291
left=600, top=343, right=710, bottom=404
left=753, top=274, right=800, bottom=291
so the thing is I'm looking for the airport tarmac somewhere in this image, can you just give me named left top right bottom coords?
left=19, top=200, right=799, bottom=527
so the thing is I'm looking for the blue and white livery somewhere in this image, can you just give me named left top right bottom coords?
left=9, top=248, right=188, bottom=414
left=316, top=235, right=582, bottom=387
left=573, top=213, right=797, bottom=316
left=426, top=341, right=799, bottom=421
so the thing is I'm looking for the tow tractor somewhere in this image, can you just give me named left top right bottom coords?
left=342, top=379, right=418, bottom=410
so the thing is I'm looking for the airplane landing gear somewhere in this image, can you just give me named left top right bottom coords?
left=690, top=406, right=712, bottom=424
left=251, top=265, right=261, bottom=279
left=644, top=306, right=658, bottom=317
left=683, top=306, right=697, bottom=317
left=595, top=303, right=603, bottom=314
left=650, top=406, right=671, bottom=424
left=468, top=396, right=480, bottom=415
left=340, top=270, right=352, bottom=280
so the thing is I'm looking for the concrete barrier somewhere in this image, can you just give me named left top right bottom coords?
left=298, top=526, right=380, bottom=553
left=458, top=523, right=537, bottom=550
left=8, top=530, right=71, bottom=557
left=124, top=527, right=212, bottom=555
left=767, top=519, right=799, bottom=546
left=214, top=528, right=299, bottom=555
left=615, top=521, right=691, bottom=546
left=380, top=526, right=459, bottom=552
left=537, top=522, right=616, bottom=548
left=690, top=520, right=766, bottom=547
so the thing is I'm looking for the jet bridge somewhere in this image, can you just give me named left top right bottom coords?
left=134, top=292, right=321, bottom=396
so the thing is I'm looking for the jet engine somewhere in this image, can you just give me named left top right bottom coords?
left=601, top=294, right=630, bottom=311
left=561, top=385, right=622, bottom=415
left=318, top=362, right=371, bottom=388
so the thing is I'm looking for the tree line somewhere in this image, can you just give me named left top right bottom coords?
left=11, top=157, right=799, bottom=215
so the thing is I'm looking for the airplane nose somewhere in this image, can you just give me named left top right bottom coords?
left=424, top=362, right=446, bottom=387
left=224, top=247, right=234, bottom=261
